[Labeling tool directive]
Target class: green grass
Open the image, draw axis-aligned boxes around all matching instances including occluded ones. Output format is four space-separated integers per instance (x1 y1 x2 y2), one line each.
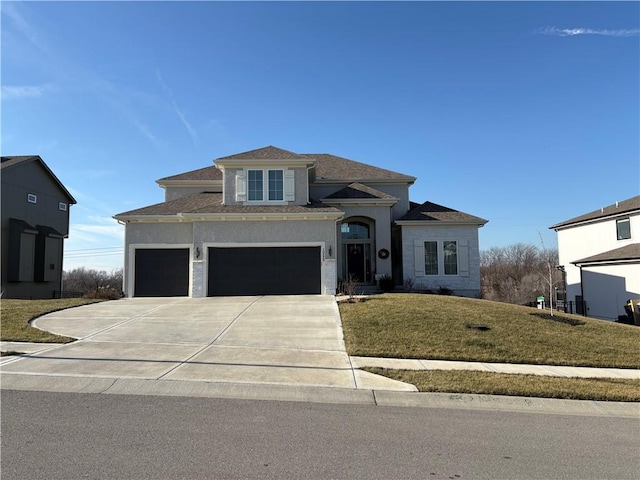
1 298 104 343
339 294 640 368
365 368 640 402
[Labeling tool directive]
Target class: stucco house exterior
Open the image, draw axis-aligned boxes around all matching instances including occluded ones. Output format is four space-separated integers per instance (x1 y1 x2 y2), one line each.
550 195 640 321
1 156 76 299
114 146 487 298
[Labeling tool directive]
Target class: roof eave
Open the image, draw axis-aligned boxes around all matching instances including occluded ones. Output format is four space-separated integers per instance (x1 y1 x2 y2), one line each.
322 198 399 207
396 220 488 227
156 179 223 188
215 158 315 169
550 209 640 230
312 177 415 185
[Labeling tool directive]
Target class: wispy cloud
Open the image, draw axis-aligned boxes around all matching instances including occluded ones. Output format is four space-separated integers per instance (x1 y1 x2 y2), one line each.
156 70 199 145
538 26 640 37
1 84 51 99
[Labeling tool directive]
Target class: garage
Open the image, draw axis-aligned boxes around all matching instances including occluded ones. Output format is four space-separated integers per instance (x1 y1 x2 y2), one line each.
134 248 190 297
208 246 321 296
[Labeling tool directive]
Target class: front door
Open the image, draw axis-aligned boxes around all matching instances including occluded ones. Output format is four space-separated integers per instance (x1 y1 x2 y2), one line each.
344 243 371 283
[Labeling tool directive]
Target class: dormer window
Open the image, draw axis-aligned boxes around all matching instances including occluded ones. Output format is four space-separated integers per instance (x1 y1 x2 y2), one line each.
246 169 284 202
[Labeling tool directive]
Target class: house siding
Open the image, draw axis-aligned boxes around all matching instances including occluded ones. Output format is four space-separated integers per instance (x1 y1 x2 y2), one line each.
164 185 221 202
1 160 72 299
556 212 639 320
224 166 308 206
401 224 481 297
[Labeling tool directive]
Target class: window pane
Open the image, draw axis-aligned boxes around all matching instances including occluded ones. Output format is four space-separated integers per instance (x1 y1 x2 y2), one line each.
341 221 369 240
444 241 458 275
248 170 263 201
616 218 631 240
268 170 283 201
424 241 438 275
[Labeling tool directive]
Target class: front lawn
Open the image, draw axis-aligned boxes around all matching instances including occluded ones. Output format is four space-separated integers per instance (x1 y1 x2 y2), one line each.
339 294 640 368
0 298 104 343
365 368 640 402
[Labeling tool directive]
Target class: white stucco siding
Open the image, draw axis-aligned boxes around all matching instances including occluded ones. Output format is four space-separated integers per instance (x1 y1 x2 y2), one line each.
581 264 640 320
401 224 481 297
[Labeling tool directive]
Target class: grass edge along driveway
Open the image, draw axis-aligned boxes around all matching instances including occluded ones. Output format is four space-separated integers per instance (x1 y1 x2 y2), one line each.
1 298 104 343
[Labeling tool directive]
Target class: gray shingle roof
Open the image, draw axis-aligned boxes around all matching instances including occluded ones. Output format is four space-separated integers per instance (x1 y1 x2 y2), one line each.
217 145 308 161
115 193 342 217
158 165 222 182
550 195 640 229
397 201 488 224
309 153 415 182
572 243 640 265
323 182 395 200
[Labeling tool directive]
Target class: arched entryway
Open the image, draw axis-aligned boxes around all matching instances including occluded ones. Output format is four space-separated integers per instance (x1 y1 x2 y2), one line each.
340 217 374 283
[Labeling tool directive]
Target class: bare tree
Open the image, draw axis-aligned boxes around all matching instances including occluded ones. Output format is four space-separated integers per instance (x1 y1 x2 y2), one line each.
63 267 123 297
480 243 560 306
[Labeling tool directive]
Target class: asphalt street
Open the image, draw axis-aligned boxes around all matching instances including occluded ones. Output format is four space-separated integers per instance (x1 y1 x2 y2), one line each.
2 390 638 480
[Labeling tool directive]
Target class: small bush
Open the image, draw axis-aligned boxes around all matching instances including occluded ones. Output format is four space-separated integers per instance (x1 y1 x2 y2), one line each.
83 286 123 300
379 275 394 292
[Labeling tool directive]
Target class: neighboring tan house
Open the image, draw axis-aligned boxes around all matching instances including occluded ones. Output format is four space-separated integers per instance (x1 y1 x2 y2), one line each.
114 146 487 298
550 195 640 321
1 156 76 299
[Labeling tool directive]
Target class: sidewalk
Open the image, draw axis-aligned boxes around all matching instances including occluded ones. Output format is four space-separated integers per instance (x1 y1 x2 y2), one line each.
3 342 639 379
350 356 640 380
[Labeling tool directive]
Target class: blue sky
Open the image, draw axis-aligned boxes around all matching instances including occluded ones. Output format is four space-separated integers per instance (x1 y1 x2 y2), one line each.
2 1 639 271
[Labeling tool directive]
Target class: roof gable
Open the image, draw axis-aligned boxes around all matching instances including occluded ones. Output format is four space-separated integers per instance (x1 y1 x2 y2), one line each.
217 145 307 161
550 195 640 230
397 200 488 225
323 182 395 200
1 155 77 204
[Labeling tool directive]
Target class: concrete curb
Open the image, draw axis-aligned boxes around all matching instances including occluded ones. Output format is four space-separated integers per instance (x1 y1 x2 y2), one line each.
2 373 638 418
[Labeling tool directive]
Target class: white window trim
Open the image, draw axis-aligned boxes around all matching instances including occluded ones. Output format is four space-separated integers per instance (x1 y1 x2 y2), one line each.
616 218 631 241
244 168 287 205
27 193 37 203
59 202 67 211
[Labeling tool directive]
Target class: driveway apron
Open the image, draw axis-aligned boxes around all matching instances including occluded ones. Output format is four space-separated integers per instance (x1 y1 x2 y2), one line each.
1 296 406 390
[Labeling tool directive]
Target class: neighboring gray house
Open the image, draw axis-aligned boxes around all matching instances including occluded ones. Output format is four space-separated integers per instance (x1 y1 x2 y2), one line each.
1 156 76 299
114 146 487 297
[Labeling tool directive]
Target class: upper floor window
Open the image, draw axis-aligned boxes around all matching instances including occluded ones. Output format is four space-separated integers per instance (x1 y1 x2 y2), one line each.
27 193 37 203
59 202 67 211
616 218 631 240
247 169 284 202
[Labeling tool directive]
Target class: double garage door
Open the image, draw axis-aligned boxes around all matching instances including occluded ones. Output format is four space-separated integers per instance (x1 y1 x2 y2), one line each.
133 246 321 297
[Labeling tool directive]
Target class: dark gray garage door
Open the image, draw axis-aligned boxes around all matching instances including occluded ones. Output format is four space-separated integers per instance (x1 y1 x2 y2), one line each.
134 248 189 297
208 246 321 296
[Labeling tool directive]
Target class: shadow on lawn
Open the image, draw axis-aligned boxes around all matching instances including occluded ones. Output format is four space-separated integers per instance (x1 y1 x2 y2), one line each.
529 312 586 327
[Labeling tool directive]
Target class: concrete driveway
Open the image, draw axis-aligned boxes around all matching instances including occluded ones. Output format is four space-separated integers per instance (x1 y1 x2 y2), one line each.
1 296 413 391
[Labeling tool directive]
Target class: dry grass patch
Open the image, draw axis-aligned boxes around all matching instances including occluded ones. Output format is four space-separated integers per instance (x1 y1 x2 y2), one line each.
340 294 640 368
1 298 104 343
365 368 640 402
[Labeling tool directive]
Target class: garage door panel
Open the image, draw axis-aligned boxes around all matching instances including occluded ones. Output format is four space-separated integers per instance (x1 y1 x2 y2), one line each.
208 247 320 296
134 248 189 297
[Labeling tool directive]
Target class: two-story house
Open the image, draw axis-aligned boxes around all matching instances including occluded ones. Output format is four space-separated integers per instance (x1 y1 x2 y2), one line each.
1 156 76 299
114 146 487 298
550 195 640 321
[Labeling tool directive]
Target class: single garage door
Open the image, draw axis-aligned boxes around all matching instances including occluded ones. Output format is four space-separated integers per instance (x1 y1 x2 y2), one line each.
134 248 189 297
208 246 321 296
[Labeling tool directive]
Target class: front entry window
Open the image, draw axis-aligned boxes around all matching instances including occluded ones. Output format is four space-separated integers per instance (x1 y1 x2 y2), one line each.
341 220 372 283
